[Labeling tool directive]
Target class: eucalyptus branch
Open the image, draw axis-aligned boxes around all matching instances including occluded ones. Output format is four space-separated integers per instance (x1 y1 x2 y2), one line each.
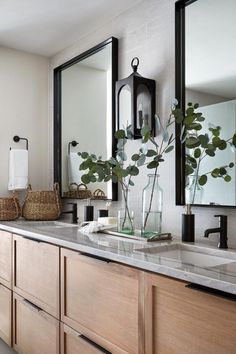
172 102 236 203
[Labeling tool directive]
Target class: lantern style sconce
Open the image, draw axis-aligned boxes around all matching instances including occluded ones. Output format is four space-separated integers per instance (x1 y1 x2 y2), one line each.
116 57 156 139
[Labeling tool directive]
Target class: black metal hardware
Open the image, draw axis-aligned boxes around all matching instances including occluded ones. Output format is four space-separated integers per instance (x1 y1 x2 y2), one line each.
186 283 236 301
22 236 42 243
131 57 139 72
116 57 156 139
23 298 43 312
79 334 111 353
53 37 118 201
80 252 110 264
61 203 78 224
13 135 29 150
204 215 228 249
68 140 79 154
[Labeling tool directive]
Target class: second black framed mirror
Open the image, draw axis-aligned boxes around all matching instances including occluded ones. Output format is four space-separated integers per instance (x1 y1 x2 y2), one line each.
175 0 236 208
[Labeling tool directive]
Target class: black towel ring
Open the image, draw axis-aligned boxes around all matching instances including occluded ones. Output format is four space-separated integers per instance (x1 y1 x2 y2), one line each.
68 140 79 154
13 135 29 150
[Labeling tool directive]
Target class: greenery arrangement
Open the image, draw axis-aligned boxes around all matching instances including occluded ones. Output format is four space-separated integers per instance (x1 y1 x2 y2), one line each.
78 106 177 233
172 102 236 203
78 100 236 234
79 124 138 232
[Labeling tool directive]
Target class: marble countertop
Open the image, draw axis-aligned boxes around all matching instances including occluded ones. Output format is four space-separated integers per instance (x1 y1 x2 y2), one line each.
1 220 236 295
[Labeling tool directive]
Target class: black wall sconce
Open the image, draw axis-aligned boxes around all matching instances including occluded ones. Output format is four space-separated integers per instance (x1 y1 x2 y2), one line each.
116 57 156 139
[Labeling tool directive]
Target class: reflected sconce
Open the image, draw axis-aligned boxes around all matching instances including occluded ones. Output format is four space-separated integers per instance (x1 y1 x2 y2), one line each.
116 57 156 139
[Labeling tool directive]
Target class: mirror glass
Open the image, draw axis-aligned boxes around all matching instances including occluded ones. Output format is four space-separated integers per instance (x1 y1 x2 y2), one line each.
54 38 118 200
176 0 236 207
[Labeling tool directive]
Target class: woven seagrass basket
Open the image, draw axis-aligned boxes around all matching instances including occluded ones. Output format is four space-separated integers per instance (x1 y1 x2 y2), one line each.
0 193 21 221
22 183 61 221
63 183 92 199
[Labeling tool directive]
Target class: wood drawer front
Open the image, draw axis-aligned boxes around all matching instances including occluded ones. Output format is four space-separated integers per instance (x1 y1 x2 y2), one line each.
61 323 113 354
61 249 139 354
144 273 236 354
13 234 59 318
0 231 12 289
13 293 60 354
0 284 12 346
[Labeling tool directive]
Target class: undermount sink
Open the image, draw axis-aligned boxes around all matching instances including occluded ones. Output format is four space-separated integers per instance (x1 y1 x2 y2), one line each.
135 243 236 268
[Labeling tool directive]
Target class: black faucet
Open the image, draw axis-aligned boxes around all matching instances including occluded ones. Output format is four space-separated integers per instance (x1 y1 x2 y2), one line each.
62 203 78 224
204 215 228 249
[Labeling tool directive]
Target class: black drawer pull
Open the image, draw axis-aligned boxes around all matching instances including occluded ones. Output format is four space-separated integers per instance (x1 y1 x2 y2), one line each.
23 298 43 312
186 283 236 301
80 252 111 263
23 236 43 243
79 334 111 353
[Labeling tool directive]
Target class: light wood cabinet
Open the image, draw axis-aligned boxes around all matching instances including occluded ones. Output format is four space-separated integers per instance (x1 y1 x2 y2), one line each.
0 230 12 289
61 249 141 354
13 234 60 318
13 293 60 354
0 284 12 346
0 227 235 354
144 273 236 354
61 323 113 354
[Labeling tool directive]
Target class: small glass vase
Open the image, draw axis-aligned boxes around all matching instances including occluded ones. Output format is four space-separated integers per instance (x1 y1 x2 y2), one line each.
142 174 163 238
185 175 204 204
117 188 134 235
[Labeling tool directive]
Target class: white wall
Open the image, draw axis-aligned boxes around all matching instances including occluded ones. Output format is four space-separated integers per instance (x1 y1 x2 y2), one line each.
186 88 230 107
50 0 236 247
0 46 50 196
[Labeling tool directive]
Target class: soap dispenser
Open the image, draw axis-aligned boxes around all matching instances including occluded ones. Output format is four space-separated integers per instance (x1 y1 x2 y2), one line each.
84 198 94 222
182 204 195 242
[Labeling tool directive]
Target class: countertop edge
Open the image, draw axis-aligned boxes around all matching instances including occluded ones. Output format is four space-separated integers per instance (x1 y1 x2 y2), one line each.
1 223 236 296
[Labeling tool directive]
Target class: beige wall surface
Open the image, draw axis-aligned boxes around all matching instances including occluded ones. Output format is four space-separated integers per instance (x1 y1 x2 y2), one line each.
49 0 236 245
0 46 50 197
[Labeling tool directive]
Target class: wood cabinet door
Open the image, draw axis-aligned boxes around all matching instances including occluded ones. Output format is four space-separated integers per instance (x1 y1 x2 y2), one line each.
0 231 12 289
61 249 141 354
0 284 12 346
13 234 59 318
144 273 236 354
61 323 113 354
13 293 60 354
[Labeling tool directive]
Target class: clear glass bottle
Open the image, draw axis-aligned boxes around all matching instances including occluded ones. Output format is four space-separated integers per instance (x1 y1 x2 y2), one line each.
142 174 163 238
117 188 134 235
185 175 204 204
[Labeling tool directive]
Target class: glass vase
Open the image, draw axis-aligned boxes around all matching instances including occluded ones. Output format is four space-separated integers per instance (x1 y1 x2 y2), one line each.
142 174 163 238
185 175 204 204
117 188 134 235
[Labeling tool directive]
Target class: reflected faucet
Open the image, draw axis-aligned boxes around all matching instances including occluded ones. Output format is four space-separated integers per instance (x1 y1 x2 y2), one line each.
62 203 78 224
204 215 228 249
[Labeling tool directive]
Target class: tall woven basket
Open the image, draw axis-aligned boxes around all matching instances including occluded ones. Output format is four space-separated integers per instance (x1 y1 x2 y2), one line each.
22 183 61 221
0 193 21 221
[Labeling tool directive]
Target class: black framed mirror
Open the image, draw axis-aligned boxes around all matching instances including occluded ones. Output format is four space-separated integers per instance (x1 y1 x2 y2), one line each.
175 0 236 207
54 37 118 200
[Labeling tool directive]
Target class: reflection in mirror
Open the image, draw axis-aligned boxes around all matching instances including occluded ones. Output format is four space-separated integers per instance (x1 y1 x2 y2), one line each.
54 37 118 200
175 0 236 207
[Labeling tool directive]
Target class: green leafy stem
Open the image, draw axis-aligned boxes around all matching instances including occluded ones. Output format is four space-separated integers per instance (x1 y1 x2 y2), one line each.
172 102 236 203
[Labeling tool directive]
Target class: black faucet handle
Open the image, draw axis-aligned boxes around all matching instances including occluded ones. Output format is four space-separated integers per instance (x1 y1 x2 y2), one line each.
214 215 227 230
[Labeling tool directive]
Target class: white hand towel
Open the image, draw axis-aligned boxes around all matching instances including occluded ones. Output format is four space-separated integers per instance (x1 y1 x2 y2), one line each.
8 149 28 190
68 152 82 185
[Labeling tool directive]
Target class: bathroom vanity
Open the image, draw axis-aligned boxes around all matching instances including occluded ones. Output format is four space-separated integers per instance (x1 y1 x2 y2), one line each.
0 221 236 354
